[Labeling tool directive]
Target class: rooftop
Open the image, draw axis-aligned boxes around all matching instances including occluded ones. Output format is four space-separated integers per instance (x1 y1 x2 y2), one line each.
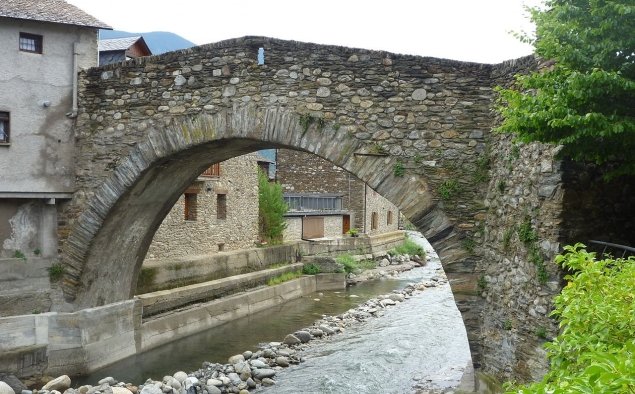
0 0 111 29
99 36 145 52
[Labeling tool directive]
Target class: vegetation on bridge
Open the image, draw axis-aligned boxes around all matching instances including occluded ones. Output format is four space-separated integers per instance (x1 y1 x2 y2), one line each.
506 244 635 393
497 0 635 178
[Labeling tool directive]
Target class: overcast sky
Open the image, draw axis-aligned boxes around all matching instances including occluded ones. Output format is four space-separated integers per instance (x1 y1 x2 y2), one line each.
67 0 543 64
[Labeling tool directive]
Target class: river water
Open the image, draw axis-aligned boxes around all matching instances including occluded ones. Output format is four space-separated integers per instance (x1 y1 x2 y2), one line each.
76 232 473 393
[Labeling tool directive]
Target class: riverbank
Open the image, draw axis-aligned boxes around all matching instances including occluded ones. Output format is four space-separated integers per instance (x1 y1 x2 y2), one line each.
1 233 472 394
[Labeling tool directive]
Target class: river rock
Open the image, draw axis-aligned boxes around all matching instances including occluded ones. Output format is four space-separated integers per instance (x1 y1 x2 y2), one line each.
139 383 162 394
245 378 256 389
111 388 133 394
233 361 250 375
0 376 25 394
163 377 180 391
309 328 323 337
250 359 268 368
379 258 390 267
293 330 312 343
0 382 15 394
242 350 253 360
228 354 244 365
282 334 301 345
227 373 241 386
261 378 275 387
275 356 290 367
277 348 295 357
172 372 188 384
97 377 117 386
205 386 220 394
388 293 405 302
380 299 396 307
43 376 71 391
205 379 222 387
262 348 276 358
319 325 335 335
253 369 276 380
184 377 198 390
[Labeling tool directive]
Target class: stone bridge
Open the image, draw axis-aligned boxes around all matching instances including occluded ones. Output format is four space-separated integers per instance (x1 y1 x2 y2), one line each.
60 36 562 378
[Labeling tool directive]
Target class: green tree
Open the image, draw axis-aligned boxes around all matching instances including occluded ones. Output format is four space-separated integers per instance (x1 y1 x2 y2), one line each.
497 0 635 178
258 170 288 244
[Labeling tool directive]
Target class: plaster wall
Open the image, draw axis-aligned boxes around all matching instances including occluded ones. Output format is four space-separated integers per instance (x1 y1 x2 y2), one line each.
0 18 98 193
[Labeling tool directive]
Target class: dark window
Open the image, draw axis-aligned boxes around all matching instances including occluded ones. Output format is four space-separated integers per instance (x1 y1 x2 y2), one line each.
201 163 221 177
0 112 9 143
283 195 342 211
217 193 227 220
184 193 197 221
19 33 43 54
387 211 393 225
371 212 378 230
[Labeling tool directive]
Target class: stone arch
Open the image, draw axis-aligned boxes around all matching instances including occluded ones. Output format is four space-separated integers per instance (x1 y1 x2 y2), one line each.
62 107 456 308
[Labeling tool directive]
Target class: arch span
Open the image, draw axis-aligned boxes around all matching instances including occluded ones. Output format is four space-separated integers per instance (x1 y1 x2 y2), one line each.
61 36 539 371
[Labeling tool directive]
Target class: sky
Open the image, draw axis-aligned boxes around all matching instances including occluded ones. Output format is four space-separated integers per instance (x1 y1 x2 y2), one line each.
67 0 544 64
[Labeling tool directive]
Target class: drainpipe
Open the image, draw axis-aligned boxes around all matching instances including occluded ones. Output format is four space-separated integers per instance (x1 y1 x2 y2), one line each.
66 42 79 118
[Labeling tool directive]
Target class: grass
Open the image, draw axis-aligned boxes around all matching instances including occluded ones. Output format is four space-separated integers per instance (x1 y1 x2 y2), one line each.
393 161 405 177
389 238 425 257
335 254 359 273
438 179 460 200
48 263 65 282
267 271 302 286
13 250 26 260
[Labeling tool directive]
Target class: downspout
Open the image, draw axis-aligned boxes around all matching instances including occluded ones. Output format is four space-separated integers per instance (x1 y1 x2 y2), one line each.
66 42 79 118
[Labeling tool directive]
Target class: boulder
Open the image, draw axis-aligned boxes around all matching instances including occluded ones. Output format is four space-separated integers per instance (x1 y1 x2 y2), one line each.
293 330 312 343
253 369 276 380
227 354 244 365
111 388 133 394
0 382 15 394
0 375 25 394
282 334 301 345
43 376 71 392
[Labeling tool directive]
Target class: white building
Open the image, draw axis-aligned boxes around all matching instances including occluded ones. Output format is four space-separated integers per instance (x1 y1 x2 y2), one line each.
0 1 110 259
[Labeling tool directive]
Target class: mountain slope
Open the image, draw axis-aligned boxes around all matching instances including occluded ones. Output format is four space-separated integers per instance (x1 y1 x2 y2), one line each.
99 30 196 55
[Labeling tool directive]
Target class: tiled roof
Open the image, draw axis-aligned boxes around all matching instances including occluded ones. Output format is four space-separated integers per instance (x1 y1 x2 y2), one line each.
98 36 142 52
0 0 111 29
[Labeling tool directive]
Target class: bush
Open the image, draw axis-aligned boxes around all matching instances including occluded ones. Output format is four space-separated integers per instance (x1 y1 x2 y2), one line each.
335 254 359 274
48 263 65 282
389 238 425 257
258 170 288 244
505 244 635 393
302 263 321 275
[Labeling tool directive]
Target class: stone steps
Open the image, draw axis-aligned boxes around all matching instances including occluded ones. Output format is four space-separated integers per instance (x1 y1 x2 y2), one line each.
136 262 304 317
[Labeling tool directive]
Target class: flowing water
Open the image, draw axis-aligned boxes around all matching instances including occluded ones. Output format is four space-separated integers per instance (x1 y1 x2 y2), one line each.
76 233 473 393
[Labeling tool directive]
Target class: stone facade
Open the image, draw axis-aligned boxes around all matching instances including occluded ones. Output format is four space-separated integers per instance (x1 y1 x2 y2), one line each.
364 185 399 236
277 149 365 229
145 153 259 260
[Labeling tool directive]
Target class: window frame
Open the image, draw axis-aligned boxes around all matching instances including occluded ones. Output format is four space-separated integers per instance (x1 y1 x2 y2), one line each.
0 112 9 144
19 32 43 54
200 163 221 178
371 212 378 230
184 193 197 221
387 211 393 225
216 193 227 220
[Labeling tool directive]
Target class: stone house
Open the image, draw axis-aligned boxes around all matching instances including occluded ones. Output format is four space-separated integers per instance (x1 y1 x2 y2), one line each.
98 36 151 66
277 149 400 240
0 0 110 260
145 153 261 261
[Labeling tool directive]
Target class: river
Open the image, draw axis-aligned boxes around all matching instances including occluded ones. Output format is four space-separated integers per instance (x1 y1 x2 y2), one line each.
76 232 473 393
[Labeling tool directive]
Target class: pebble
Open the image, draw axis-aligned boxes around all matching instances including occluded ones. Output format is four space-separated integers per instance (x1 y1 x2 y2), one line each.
0 382 15 394
43 376 71 392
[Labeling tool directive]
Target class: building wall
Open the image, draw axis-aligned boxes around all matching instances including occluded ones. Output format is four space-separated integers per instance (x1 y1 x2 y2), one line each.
283 216 302 241
276 149 365 229
283 215 344 241
364 185 400 236
145 154 259 260
0 18 98 193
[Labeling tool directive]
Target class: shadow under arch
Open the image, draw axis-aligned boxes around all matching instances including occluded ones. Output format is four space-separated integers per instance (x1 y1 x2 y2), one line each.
62 106 461 309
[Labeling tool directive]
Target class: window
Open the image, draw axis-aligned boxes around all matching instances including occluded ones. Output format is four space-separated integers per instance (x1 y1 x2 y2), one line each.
217 193 227 220
0 112 9 143
200 163 221 177
387 211 393 225
371 212 378 230
283 194 342 211
184 193 197 221
19 33 43 54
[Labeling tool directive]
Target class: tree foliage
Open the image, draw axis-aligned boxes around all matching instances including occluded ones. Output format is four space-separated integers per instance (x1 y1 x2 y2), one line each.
258 170 287 244
506 244 635 393
497 0 635 178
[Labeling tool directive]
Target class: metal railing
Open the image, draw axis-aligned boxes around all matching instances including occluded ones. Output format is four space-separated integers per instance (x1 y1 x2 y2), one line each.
588 240 635 259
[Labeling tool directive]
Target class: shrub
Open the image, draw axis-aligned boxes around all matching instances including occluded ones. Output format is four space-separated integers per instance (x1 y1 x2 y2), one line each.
438 179 460 200
335 254 359 274
258 170 288 244
48 263 65 282
13 250 26 260
505 244 635 393
302 263 321 275
393 161 405 177
389 238 425 257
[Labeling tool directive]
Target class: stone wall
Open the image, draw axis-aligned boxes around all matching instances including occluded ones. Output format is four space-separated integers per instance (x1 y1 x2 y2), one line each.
146 154 259 260
276 149 365 229
283 216 302 241
364 185 400 235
